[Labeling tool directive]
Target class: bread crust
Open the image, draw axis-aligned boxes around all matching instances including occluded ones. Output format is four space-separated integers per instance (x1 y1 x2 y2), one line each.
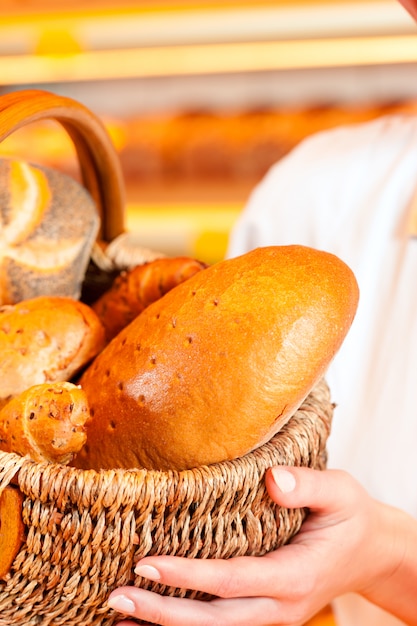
0 486 25 580
75 245 359 471
0 158 99 305
0 381 90 464
0 296 105 408
93 256 207 342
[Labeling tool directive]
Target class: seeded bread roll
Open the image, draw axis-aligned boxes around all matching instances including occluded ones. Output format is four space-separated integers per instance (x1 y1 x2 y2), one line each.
0 158 99 305
0 296 105 409
75 245 359 472
0 382 90 465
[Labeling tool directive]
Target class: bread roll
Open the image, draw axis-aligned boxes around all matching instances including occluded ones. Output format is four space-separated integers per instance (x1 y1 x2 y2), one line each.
0 296 105 409
0 158 99 305
0 486 25 580
92 256 208 342
75 245 359 471
0 382 90 465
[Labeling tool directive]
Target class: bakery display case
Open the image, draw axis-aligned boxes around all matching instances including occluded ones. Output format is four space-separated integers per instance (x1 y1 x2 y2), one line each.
1 0 417 265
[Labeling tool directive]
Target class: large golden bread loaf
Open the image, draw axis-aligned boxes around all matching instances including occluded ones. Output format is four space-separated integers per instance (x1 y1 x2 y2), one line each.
0 158 99 305
75 245 359 472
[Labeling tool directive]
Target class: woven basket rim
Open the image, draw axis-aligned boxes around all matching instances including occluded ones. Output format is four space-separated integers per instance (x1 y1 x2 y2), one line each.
0 378 332 499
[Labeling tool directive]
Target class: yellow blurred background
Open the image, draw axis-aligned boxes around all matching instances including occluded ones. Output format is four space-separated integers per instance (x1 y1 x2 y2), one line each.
1 0 416 268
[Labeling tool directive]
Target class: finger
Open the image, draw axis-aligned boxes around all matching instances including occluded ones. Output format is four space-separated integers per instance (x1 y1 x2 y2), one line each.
130 548 310 601
108 586 304 626
265 467 367 517
113 469 362 608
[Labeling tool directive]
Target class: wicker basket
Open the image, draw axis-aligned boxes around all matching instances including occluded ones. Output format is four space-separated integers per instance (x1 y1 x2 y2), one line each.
0 90 334 626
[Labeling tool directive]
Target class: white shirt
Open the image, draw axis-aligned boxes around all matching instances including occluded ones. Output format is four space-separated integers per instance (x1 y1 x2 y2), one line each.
227 114 417 626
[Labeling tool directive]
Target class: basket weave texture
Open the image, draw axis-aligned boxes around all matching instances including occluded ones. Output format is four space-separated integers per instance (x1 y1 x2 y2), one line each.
0 379 333 626
0 91 334 626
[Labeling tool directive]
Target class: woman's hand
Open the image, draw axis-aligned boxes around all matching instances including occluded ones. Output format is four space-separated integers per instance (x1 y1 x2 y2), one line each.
107 466 417 626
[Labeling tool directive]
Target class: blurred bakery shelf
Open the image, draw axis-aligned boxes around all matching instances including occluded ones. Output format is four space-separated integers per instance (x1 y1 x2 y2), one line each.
2 0 417 264
1 1 417 119
1 1 415 49
3 95 417 264
2 34 417 86
0 1 416 85
126 199 242 264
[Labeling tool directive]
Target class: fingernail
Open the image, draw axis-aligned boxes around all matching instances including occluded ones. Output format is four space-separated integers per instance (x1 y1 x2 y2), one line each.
134 564 161 581
107 594 136 614
271 468 296 493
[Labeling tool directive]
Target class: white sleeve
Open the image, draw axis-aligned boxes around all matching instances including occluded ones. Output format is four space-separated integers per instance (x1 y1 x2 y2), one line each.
226 115 417 262
226 127 350 258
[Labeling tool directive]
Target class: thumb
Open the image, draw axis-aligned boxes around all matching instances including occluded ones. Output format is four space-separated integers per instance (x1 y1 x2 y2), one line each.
265 466 364 515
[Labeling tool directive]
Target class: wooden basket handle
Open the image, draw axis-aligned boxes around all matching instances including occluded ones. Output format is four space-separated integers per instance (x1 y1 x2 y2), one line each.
0 89 126 243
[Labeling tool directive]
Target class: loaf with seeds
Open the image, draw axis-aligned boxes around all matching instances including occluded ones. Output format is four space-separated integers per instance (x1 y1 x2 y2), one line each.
0 158 99 305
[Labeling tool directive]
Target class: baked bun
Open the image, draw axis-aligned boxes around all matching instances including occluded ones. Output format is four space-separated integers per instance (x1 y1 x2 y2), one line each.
75 245 359 471
0 486 25 580
0 296 105 409
0 382 90 465
0 158 99 305
92 256 208 342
